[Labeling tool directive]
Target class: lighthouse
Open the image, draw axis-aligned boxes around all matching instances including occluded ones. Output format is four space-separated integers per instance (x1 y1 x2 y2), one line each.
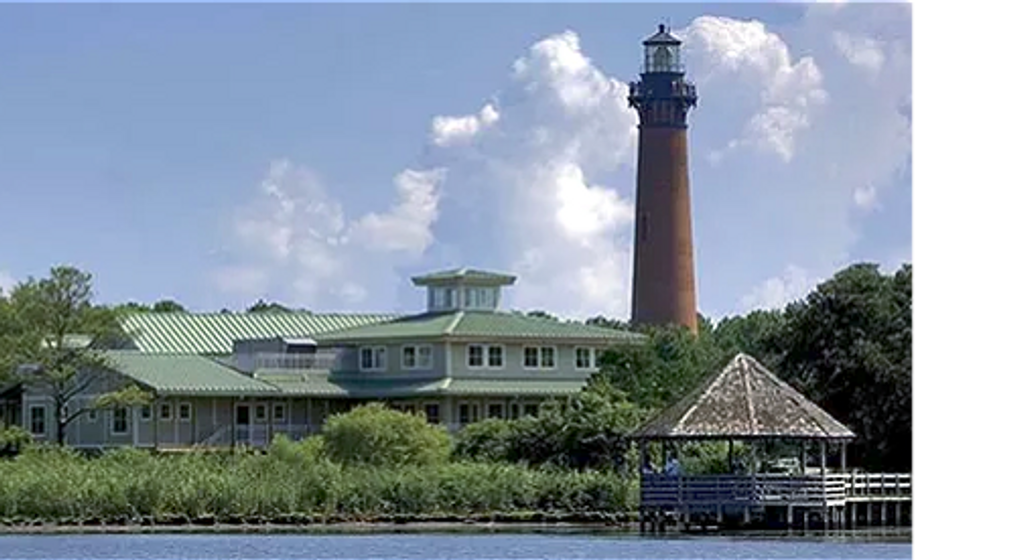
628 24 700 333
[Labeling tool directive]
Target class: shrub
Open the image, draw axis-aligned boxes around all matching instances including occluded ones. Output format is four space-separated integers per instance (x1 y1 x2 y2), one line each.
322 403 452 467
0 425 33 457
452 418 516 463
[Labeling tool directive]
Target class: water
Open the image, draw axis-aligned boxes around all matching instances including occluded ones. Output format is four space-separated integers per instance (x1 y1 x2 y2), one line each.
0 533 911 559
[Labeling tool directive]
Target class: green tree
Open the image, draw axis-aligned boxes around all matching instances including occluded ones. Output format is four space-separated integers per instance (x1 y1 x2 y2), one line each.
584 316 633 332
0 267 152 445
770 263 912 471
152 299 186 313
456 382 647 472
246 299 303 314
710 309 786 370
322 403 452 467
594 324 723 410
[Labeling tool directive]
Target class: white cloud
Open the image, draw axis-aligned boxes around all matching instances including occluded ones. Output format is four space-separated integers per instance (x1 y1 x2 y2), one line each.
682 16 828 162
0 270 15 296
214 7 910 322
833 31 886 74
741 265 820 311
853 183 879 209
431 104 500 146
426 30 638 319
215 160 443 309
350 168 445 254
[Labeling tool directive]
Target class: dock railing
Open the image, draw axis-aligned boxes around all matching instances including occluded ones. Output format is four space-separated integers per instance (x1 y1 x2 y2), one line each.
641 472 911 509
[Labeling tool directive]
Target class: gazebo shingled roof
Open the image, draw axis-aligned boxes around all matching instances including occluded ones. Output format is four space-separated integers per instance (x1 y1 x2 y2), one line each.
631 353 855 441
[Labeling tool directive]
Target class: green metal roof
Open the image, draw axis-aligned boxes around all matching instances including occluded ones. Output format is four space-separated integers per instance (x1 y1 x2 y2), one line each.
118 312 396 355
316 311 645 343
334 377 583 398
105 351 278 397
444 379 585 396
411 268 517 286
254 370 346 397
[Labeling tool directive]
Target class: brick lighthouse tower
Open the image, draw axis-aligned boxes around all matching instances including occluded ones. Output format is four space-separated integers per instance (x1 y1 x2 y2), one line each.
628 24 700 332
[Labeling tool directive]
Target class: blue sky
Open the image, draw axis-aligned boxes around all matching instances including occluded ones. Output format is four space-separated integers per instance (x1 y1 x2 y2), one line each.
0 2 911 321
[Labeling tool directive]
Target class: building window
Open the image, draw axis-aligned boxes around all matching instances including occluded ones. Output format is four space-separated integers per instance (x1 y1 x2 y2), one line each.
255 404 267 422
459 404 471 425
524 404 539 417
360 346 387 371
402 345 433 370
159 403 173 421
488 403 504 419
510 403 520 420
640 213 650 242
111 407 129 435
273 403 286 423
524 346 556 369
139 405 152 422
488 345 504 368
424 403 441 424
523 347 539 368
177 402 192 422
575 347 598 370
467 345 485 368
87 409 98 422
29 405 46 435
541 347 556 368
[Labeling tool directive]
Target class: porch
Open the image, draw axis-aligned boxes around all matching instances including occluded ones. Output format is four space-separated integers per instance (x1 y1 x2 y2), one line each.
640 471 912 529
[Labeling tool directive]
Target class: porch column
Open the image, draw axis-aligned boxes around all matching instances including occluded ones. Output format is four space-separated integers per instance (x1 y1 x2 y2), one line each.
840 442 847 472
728 440 734 471
230 398 237 448
800 441 807 475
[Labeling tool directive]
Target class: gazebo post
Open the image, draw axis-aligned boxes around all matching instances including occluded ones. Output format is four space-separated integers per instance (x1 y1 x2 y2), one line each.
800 440 807 475
819 440 828 529
728 440 734 471
840 441 847 472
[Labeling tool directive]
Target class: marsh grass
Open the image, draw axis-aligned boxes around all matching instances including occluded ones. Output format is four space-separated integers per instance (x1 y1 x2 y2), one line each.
0 444 637 522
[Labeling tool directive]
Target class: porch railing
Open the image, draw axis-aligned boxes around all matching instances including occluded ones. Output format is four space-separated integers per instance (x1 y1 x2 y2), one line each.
641 472 911 508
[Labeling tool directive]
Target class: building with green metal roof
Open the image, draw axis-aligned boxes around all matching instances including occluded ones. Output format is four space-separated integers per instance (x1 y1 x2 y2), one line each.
11 267 645 449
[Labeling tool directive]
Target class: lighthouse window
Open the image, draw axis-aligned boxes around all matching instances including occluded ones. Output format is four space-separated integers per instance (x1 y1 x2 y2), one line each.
640 213 650 242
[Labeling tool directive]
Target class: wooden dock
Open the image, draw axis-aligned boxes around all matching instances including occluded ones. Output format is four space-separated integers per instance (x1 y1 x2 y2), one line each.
639 472 912 532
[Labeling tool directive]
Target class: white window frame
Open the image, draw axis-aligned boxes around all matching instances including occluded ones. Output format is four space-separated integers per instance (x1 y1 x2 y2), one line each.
467 344 486 369
524 346 557 369
139 405 152 422
540 346 556 369
487 344 505 369
255 404 267 422
159 402 174 421
111 407 129 435
360 346 387 371
401 344 434 370
523 346 540 369
272 403 287 423
178 402 192 422
574 347 598 370
29 404 46 436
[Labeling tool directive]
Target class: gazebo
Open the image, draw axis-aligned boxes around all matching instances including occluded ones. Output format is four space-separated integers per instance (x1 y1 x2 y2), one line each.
630 353 910 532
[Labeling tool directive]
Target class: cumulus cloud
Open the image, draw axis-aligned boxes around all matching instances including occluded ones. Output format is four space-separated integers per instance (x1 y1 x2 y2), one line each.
431 104 500 146
741 265 820 311
682 16 828 162
215 6 910 321
214 160 443 309
424 30 638 319
833 31 886 75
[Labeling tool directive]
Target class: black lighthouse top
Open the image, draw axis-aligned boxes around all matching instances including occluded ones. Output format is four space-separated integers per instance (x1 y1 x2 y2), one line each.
642 24 683 74
628 24 698 128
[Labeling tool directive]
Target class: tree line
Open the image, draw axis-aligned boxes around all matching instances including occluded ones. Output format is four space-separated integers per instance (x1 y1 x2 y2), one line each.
2 262 911 472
